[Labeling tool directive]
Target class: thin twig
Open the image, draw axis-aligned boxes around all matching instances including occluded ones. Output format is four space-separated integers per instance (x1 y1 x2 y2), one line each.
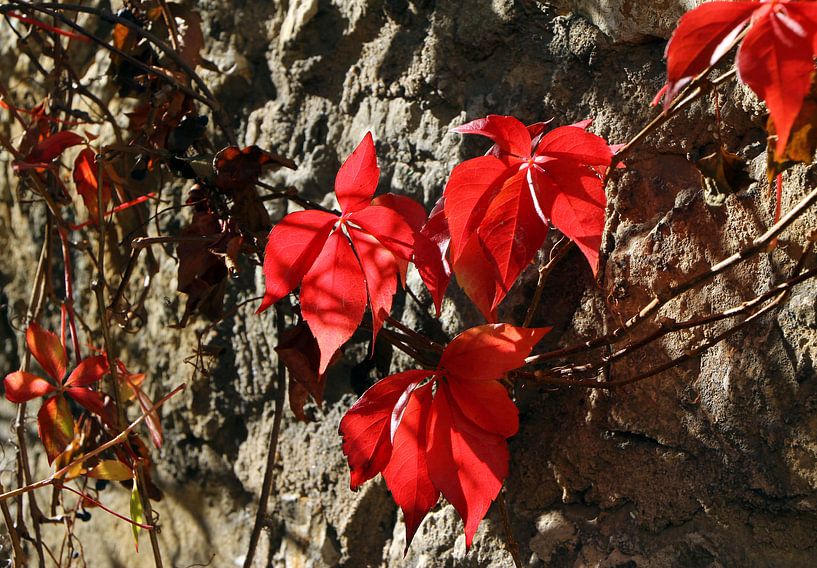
243 304 287 568
0 384 186 503
526 183 817 367
497 491 522 568
523 238 572 327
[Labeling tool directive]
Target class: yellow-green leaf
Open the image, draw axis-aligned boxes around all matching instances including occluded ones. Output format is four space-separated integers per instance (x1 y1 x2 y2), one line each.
88 460 133 481
130 480 144 551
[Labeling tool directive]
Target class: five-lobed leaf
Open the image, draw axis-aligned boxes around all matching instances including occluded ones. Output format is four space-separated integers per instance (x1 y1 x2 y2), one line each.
259 133 425 372
340 324 548 549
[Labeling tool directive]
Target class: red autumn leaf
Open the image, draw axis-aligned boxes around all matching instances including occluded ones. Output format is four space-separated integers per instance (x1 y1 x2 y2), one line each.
737 2 817 156
340 324 549 549
3 371 55 402
340 370 431 490
27 322 67 382
439 323 548 381
426 383 508 548
14 130 84 170
259 133 424 371
476 170 548 307
445 115 612 319
663 0 817 156
413 197 452 317
381 382 439 548
348 228 399 344
371 193 428 284
258 210 337 311
72 149 112 223
65 387 107 418
444 155 509 265
335 132 380 213
452 235 501 323
64 355 107 388
38 395 74 464
300 231 368 374
664 2 757 103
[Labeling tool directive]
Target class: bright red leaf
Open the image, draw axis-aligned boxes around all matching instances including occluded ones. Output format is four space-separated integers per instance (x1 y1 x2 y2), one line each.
443 115 612 319
72 149 112 223
413 197 452 317
14 130 84 170
259 133 425 372
663 0 817 156
3 324 110 463
340 324 549 549
300 231 368 373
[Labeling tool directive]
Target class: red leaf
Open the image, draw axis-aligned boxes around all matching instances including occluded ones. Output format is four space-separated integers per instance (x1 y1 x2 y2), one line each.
258 210 337 313
371 193 428 233
427 384 508 548
665 2 756 102
64 355 108 388
445 379 518 438
440 323 549 382
3 371 55 403
339 370 431 489
413 197 452 317
16 131 84 169
476 170 548 308
737 3 817 156
370 193 428 284
537 125 613 166
27 322 67 382
453 115 532 158
300 231 368 374
534 162 607 274
38 395 74 464
335 132 379 213
72 149 112 223
66 387 106 417
443 156 511 264
348 228 399 344
382 382 439 549
452 236 500 323
348 205 415 262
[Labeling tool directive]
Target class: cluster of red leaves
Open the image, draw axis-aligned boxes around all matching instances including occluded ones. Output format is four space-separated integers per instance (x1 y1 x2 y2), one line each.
259 133 424 372
662 0 817 157
340 324 548 547
415 115 614 320
3 323 109 463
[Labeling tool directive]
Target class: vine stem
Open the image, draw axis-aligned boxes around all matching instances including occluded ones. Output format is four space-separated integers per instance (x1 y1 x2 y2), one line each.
0 384 186 503
523 238 572 328
243 304 287 568
526 182 817 367
497 491 522 568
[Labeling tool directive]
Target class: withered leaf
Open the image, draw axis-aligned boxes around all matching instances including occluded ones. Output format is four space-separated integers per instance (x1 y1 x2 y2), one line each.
276 323 338 422
213 145 296 194
695 145 751 207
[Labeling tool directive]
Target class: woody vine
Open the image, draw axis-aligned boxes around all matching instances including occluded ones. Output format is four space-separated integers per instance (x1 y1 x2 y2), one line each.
0 1 815 567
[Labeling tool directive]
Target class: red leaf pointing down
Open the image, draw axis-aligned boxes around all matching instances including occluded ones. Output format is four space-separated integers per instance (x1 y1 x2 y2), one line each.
340 324 549 550
413 197 452 317
300 230 368 374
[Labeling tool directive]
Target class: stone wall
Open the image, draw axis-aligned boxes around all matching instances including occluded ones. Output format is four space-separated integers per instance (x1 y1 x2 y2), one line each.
1 1 817 566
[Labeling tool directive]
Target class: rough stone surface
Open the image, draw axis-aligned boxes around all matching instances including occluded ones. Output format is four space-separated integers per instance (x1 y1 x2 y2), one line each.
1 0 817 567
